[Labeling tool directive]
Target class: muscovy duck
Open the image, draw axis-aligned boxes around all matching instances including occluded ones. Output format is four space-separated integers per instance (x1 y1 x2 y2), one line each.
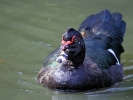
37 10 126 91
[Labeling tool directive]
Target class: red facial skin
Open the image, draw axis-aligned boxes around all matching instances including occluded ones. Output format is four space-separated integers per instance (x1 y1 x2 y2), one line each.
61 36 75 51
61 35 81 51
61 36 76 45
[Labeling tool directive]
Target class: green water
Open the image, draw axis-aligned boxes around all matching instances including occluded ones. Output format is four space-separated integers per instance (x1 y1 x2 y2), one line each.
0 0 133 100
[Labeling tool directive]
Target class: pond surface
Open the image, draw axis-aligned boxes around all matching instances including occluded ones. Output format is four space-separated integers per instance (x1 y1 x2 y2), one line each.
0 0 133 100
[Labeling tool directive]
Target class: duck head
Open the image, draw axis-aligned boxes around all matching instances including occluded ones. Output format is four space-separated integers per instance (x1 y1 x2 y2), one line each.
57 28 85 66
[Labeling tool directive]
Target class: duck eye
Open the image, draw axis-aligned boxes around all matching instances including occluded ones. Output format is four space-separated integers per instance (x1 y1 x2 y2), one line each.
74 38 78 42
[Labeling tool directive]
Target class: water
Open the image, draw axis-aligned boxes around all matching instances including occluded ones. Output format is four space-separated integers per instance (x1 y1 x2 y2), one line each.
0 0 133 100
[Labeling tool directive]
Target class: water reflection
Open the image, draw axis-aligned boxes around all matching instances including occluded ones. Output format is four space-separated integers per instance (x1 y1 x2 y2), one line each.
52 85 133 100
52 94 89 100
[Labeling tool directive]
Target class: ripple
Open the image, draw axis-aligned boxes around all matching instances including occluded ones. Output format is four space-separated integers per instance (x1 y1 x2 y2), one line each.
128 60 133 62
85 87 133 95
14 71 23 75
123 74 133 80
20 89 33 93
32 41 52 47
126 79 133 82
121 59 126 62
25 89 33 93
17 79 33 85
123 66 133 70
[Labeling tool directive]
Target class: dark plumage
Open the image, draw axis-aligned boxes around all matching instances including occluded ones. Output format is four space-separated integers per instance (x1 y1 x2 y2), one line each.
37 10 126 91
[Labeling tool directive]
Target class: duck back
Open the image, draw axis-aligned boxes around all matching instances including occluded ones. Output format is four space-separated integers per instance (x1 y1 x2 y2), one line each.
79 10 126 65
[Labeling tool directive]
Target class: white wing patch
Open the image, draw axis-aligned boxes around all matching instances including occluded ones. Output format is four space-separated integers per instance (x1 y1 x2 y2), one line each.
108 49 120 65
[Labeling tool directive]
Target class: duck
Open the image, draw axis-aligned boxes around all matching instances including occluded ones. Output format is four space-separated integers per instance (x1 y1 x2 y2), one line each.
37 10 126 91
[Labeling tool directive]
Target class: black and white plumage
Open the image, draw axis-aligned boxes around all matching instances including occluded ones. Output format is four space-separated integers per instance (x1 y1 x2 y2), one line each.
37 10 126 91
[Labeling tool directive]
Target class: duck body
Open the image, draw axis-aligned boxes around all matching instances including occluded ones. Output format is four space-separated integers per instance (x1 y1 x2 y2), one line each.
37 10 126 91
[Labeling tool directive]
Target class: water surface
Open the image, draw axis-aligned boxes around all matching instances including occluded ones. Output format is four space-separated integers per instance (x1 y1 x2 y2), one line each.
0 0 133 100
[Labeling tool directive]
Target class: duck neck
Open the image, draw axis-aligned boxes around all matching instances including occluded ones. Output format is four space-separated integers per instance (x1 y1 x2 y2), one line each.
68 44 86 66
70 51 85 66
